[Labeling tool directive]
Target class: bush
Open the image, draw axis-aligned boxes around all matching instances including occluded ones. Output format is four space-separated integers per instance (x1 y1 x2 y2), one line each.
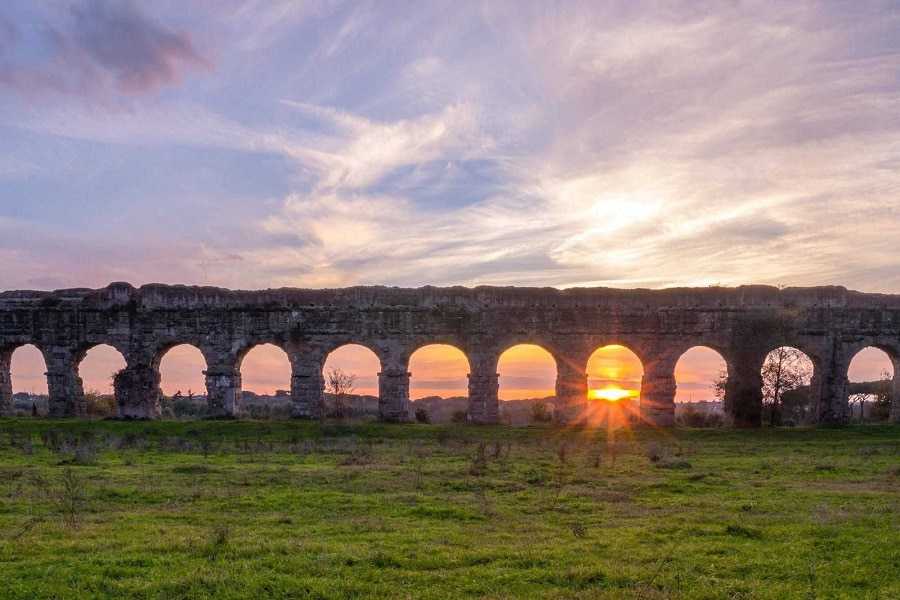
414 408 430 423
451 410 468 424
531 402 552 423
677 406 725 428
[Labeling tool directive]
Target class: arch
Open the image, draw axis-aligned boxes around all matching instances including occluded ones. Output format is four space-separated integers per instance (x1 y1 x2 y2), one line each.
322 344 381 417
848 346 895 381
158 344 208 398
77 344 127 418
408 344 470 399
77 344 127 395
585 344 644 402
847 346 895 422
673 346 728 426
7 344 49 415
497 344 557 400
238 343 292 419
674 346 728 403
238 343 291 394
760 346 815 426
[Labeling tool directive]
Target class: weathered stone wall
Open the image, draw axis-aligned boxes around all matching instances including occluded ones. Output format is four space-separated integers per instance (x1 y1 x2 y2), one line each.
1 282 898 426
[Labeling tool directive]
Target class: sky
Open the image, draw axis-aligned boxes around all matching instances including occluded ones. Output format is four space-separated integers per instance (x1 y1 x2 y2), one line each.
2 1 899 399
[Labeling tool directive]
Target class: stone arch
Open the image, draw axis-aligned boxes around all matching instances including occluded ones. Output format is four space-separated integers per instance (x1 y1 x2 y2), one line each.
579 344 645 427
585 344 644 402
1 343 49 416
847 346 896 422
674 346 728 403
237 343 291 393
322 343 382 396
673 346 729 426
408 343 470 397
497 343 557 398
496 343 557 425
760 345 816 426
236 343 292 419
77 343 127 418
77 344 128 393
156 343 210 402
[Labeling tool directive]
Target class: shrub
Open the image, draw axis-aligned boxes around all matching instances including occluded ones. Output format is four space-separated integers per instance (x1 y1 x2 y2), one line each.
57 468 86 529
451 410 468 424
531 402 552 423
414 408 430 423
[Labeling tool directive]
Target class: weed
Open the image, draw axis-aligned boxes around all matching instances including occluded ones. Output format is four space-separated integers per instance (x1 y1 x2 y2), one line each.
570 521 587 538
470 442 488 476
725 524 762 539
205 525 231 560
57 467 86 529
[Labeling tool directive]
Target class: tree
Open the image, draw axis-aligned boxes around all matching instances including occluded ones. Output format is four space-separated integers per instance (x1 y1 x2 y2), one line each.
713 369 728 402
325 367 356 419
849 391 869 423
760 347 812 426
871 369 893 422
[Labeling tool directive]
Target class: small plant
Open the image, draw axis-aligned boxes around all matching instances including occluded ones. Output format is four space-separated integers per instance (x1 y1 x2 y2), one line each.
205 524 231 560
557 443 568 465
414 408 430 423
57 468 86 529
646 442 665 463
491 441 502 460
725 524 762 539
570 521 587 538
451 410 468 424
469 442 488 476
531 402 552 423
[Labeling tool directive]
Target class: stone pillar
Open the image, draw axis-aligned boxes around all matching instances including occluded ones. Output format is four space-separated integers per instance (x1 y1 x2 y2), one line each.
113 364 161 419
206 366 242 418
891 356 900 424
555 359 588 423
378 365 411 422
0 349 13 416
640 360 676 427
725 350 765 428
467 363 499 424
814 344 850 426
290 357 324 419
45 347 85 418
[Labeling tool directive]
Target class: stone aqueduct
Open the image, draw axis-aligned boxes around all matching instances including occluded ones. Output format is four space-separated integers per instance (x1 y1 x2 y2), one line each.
0 283 898 426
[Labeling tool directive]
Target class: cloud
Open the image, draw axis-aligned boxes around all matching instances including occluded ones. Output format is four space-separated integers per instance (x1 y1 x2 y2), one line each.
2 1 900 295
0 1 209 100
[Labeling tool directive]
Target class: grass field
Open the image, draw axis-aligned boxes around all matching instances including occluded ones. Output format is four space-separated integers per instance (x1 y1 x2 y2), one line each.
0 419 897 599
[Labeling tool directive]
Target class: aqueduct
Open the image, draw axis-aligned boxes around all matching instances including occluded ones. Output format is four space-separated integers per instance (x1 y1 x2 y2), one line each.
1 283 898 426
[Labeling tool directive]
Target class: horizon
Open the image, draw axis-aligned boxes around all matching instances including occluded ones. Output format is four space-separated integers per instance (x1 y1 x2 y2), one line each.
3 1 898 404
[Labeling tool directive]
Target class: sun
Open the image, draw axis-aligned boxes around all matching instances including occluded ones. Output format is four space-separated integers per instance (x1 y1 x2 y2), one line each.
588 386 638 402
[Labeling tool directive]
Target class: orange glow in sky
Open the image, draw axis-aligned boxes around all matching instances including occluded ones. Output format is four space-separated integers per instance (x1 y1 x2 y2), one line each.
6 341 896 403
586 345 643 400
673 346 727 402
588 386 638 402
498 344 557 400
321 344 380 396
409 344 470 399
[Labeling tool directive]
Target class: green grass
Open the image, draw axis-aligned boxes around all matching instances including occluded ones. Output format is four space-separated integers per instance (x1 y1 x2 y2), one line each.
0 419 898 599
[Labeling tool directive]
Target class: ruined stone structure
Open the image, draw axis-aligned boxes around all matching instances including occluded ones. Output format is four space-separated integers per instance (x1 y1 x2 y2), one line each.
1 283 898 426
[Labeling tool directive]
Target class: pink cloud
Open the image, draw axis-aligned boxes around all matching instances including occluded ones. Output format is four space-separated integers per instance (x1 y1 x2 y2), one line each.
0 0 210 100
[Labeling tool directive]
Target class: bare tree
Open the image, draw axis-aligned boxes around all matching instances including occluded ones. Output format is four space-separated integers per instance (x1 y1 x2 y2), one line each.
871 369 893 422
761 347 812 426
325 367 356 419
849 391 869 423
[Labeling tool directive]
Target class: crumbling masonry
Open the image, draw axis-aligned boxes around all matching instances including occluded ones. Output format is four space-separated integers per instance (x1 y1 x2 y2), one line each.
1 283 898 426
